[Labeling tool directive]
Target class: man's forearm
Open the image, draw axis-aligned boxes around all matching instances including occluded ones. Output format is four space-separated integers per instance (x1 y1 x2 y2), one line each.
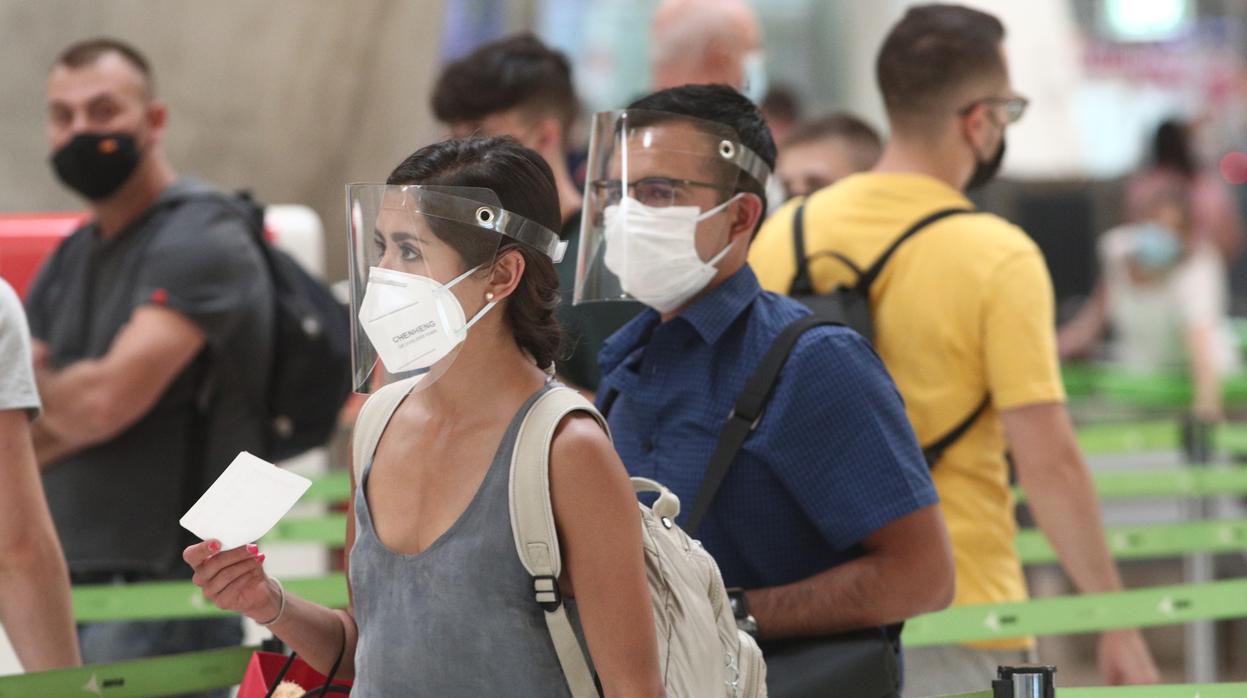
746 557 881 640
1020 443 1123 595
31 419 84 468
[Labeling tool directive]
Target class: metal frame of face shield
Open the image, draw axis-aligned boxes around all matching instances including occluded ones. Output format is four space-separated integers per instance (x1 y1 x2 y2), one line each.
573 110 774 307
595 109 774 196
346 183 567 264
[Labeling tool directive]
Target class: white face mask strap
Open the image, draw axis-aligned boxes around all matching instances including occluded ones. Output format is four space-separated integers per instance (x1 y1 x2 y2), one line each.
445 263 484 289
463 298 498 332
696 192 744 222
699 193 744 267
707 236 737 267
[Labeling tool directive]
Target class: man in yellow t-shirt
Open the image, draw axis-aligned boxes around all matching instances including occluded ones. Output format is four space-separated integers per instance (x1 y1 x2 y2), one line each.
751 5 1159 694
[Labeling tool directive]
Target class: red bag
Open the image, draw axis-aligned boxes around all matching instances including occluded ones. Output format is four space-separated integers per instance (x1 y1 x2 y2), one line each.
237 650 352 697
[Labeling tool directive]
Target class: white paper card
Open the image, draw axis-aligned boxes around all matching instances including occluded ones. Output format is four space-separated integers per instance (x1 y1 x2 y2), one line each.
179 451 312 551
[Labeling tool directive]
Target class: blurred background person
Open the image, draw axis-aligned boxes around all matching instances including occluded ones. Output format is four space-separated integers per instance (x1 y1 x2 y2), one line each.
0 276 80 672
776 112 883 200
29 39 272 687
432 34 641 394
1059 186 1239 422
1125 119 1244 264
760 83 803 145
650 0 765 101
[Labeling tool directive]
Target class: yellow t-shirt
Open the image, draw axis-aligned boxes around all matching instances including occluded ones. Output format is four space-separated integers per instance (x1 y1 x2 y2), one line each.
751 173 1066 650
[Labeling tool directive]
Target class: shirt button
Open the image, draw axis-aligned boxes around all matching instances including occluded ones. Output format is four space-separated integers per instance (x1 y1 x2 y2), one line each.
641 438 654 454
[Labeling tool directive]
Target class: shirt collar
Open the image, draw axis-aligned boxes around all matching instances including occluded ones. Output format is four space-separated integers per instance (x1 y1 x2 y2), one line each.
677 265 761 346
597 265 762 373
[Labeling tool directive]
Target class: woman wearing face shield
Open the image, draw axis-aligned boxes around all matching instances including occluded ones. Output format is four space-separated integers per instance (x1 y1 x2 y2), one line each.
183 137 664 697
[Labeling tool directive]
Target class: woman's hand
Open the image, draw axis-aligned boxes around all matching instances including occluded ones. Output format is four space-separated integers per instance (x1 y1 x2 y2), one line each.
183 540 280 623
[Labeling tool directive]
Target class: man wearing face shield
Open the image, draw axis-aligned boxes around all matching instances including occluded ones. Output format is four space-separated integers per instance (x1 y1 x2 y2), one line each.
750 5 1159 692
25 38 272 682
576 84 955 694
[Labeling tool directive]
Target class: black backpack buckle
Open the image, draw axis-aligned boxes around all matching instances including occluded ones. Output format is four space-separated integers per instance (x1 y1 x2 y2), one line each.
532 575 562 612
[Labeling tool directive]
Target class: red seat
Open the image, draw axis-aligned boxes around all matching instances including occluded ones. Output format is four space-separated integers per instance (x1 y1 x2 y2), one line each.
0 212 87 299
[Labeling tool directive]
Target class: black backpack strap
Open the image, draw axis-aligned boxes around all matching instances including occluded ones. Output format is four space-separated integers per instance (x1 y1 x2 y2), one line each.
789 200 866 295
685 314 837 535
855 207 973 292
922 394 990 468
788 201 814 296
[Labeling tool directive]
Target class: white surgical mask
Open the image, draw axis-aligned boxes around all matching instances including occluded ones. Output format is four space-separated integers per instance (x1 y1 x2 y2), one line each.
603 195 739 313
357 264 496 373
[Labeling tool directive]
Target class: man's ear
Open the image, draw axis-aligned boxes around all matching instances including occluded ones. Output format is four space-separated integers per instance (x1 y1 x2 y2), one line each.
728 192 764 243
530 116 563 154
147 100 168 144
960 103 996 159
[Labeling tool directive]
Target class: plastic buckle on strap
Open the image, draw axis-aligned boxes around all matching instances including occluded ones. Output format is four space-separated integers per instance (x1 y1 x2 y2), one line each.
727 407 765 432
532 575 562 612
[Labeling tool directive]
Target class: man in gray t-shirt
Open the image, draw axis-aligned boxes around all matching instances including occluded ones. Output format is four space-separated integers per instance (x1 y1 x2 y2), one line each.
27 38 273 688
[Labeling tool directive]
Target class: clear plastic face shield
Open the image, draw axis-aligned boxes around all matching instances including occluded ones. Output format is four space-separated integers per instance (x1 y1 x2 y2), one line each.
573 109 773 312
347 184 565 393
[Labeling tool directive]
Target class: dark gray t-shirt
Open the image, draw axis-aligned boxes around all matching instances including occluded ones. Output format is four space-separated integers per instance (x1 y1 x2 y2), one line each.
26 178 274 576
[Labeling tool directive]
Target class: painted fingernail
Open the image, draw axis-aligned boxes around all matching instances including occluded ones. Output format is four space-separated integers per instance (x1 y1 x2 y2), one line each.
256 553 266 564
208 541 221 553
246 544 258 554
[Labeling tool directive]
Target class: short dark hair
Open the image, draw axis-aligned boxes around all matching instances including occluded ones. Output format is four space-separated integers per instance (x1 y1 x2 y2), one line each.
626 84 777 215
54 38 154 94
761 84 802 125
783 112 883 170
432 34 578 142
387 137 563 369
1152 118 1196 177
876 4 1005 125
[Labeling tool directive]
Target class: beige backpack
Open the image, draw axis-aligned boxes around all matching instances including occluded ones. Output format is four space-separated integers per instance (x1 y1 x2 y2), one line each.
352 381 766 697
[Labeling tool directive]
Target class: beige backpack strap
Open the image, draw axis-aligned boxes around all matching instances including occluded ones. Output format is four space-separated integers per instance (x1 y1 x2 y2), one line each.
509 386 608 698
350 377 421 485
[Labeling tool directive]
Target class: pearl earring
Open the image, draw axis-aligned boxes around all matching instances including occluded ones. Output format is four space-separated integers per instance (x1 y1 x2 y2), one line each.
485 292 495 302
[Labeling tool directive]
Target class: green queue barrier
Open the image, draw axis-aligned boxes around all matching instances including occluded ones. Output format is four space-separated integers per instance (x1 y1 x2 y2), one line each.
73 574 348 623
1015 518 1247 565
260 514 1247 565
300 463 1247 509
902 577 1247 648
1074 420 1247 456
70 573 1247 649
1011 466 1247 501
938 686 1247 698
0 645 257 697
1063 363 1247 409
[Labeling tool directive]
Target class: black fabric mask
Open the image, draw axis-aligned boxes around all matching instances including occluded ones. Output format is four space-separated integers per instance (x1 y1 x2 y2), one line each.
965 136 1006 191
50 132 141 200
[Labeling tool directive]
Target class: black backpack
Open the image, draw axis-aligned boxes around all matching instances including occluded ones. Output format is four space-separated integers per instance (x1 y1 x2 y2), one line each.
229 192 353 461
787 200 988 468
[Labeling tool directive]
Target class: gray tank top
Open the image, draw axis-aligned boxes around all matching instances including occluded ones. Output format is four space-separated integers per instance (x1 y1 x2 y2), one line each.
349 385 591 696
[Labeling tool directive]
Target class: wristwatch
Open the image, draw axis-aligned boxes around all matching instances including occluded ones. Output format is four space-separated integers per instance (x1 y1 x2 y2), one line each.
726 587 759 639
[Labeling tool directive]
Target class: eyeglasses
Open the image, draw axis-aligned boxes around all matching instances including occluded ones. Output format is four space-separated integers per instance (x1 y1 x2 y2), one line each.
590 176 732 208
959 95 1029 124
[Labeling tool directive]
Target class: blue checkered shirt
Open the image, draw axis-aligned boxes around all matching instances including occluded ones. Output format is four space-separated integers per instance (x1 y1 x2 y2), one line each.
597 265 937 589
